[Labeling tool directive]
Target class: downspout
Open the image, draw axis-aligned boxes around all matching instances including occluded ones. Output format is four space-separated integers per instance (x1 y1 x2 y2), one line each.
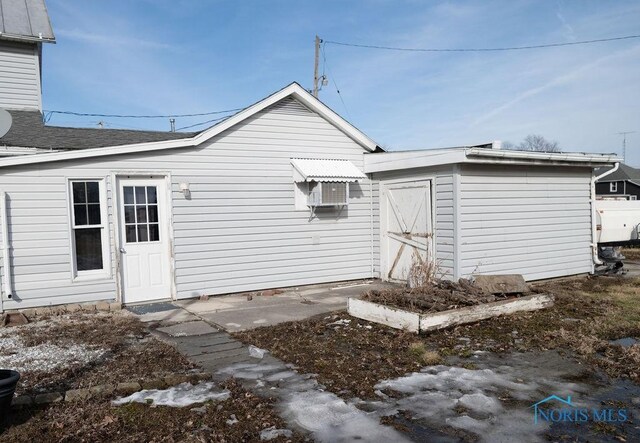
591 162 620 267
369 176 375 279
1 192 12 308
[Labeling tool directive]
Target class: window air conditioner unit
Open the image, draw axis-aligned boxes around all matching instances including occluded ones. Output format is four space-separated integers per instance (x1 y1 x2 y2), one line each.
308 181 348 207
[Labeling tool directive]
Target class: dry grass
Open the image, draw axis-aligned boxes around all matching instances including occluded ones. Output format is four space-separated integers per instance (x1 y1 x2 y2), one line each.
622 248 640 261
236 275 640 399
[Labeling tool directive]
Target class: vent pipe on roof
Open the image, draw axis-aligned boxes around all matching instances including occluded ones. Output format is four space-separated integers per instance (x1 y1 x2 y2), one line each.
170 118 176 132
492 140 502 150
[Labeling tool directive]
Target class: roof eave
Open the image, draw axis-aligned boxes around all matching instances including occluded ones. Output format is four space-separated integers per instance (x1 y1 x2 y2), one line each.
0 33 55 44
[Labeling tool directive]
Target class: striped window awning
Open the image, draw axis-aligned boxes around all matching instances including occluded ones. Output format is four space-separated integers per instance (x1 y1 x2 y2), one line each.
291 158 367 182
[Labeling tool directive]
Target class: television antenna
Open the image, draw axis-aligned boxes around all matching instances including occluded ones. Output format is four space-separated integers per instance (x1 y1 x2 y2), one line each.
617 131 636 162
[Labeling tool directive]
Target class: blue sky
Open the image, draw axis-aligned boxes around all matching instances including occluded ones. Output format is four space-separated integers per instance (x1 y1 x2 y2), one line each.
42 1 640 165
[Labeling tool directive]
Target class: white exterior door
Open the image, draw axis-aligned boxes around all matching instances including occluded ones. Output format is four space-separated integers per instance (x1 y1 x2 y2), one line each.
118 178 172 304
382 181 433 282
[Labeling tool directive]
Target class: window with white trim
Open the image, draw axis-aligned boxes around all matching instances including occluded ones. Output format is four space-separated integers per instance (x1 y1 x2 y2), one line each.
70 180 109 277
610 182 618 192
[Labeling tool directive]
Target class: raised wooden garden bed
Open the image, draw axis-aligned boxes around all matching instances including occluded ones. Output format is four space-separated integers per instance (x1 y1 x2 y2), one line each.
347 293 555 333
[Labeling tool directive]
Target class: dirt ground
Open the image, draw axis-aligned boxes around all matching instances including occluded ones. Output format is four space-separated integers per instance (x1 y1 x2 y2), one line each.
1 379 305 442
0 313 196 396
236 275 640 400
0 313 304 442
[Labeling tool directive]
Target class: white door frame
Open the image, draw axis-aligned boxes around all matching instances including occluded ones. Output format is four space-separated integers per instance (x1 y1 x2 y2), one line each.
112 172 176 304
380 178 435 282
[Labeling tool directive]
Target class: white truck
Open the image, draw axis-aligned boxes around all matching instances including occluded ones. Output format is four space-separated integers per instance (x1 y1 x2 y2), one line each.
595 199 640 271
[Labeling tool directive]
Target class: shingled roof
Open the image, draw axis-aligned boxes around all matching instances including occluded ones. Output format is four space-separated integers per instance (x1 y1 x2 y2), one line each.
596 163 640 184
0 110 199 150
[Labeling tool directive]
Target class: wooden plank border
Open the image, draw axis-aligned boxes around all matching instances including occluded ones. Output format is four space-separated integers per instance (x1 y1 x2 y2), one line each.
347 294 554 333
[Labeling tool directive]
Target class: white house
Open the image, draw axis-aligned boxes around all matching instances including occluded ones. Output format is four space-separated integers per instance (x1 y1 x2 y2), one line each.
0 0 619 312
0 83 383 310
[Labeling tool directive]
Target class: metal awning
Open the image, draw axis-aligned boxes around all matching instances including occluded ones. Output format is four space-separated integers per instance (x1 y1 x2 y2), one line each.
291 158 367 182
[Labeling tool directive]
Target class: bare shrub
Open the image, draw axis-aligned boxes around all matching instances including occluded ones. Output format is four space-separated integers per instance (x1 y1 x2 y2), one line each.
407 249 436 288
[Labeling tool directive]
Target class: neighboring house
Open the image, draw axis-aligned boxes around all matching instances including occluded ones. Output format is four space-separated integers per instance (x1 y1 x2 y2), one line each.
0 0 620 311
595 163 640 200
0 0 55 113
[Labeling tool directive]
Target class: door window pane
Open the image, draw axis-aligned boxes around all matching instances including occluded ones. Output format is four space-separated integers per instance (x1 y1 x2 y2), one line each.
124 206 135 224
135 187 146 204
124 186 134 204
148 205 158 223
125 225 137 243
149 223 159 241
147 187 157 204
137 225 149 242
136 205 147 223
75 228 103 271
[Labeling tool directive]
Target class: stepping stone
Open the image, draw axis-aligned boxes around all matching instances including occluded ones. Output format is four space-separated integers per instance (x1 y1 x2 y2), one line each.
157 320 219 337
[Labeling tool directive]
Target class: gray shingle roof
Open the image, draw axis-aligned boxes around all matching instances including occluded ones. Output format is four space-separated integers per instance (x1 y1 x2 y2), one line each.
595 163 640 182
0 0 55 43
0 110 199 150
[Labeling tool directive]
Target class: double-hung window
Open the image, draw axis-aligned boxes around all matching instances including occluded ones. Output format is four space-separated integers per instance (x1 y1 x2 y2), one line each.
70 180 109 279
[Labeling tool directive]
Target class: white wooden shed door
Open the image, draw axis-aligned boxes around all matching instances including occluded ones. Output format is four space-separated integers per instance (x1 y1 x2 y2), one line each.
383 181 433 282
118 178 171 304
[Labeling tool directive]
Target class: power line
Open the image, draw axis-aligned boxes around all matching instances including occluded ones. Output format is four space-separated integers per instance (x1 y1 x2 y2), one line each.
43 108 244 119
321 42 351 121
324 34 640 53
175 115 232 131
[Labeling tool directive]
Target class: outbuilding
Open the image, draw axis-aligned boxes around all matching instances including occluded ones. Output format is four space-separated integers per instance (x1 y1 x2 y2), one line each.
364 146 617 282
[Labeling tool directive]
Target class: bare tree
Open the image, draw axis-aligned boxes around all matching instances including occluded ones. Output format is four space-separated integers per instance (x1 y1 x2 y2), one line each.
503 135 560 152
519 134 560 152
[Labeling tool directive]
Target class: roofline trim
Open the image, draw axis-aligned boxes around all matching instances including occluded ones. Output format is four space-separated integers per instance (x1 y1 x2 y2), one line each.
364 147 621 173
0 82 377 169
0 33 55 44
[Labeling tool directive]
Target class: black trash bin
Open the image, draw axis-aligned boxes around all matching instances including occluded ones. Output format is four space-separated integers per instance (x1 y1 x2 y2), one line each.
0 369 20 413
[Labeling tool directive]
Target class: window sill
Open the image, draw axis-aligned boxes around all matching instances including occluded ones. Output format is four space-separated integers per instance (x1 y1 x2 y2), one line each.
73 271 112 283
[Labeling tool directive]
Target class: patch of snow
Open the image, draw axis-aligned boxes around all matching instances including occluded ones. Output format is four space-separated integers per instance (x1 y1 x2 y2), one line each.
0 336 105 373
226 414 239 425
249 345 268 359
260 426 293 441
113 382 230 407
281 389 409 443
364 356 599 443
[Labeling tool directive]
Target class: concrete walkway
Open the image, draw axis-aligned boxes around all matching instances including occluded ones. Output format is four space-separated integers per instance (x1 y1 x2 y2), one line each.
133 280 394 370
174 280 395 332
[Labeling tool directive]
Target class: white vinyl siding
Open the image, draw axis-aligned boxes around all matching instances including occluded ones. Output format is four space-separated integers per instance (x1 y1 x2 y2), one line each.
0 41 41 110
457 164 593 281
0 98 378 310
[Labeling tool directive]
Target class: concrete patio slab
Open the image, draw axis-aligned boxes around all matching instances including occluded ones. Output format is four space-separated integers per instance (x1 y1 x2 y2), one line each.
174 280 398 332
134 307 199 325
157 320 219 337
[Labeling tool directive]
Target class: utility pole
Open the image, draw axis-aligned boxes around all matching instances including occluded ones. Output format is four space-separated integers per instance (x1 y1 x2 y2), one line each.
313 35 321 97
617 131 636 162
